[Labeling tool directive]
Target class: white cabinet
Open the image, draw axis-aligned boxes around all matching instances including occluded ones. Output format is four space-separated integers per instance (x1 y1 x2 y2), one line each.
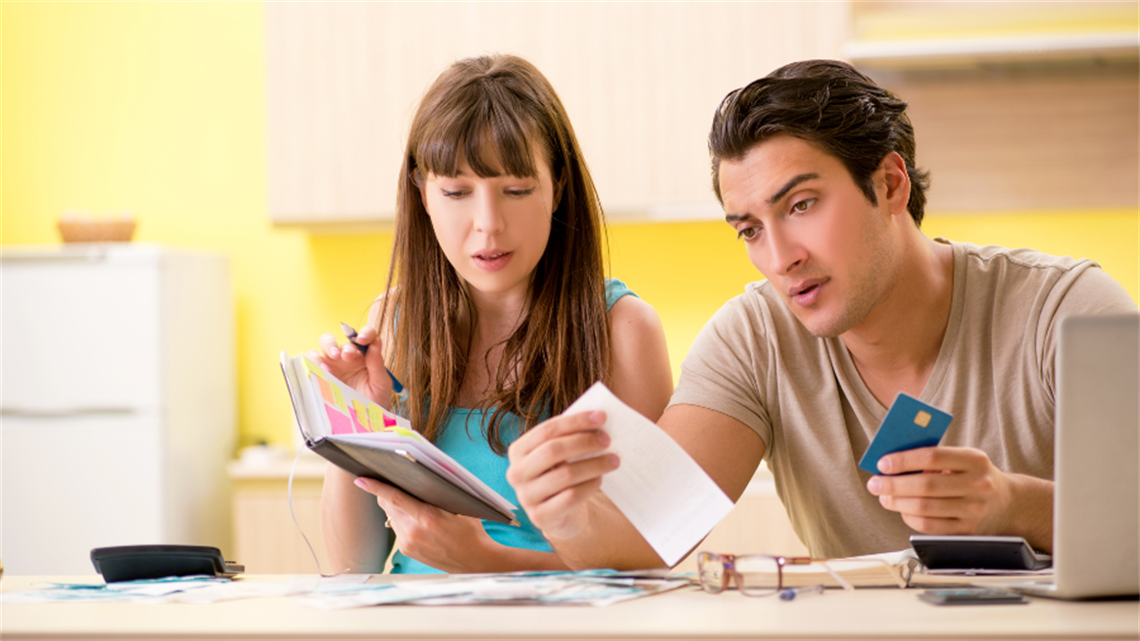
264 3 848 226
1 244 236 575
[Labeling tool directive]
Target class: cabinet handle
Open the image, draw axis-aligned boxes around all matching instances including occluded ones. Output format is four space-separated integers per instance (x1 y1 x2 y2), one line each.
1 247 116 263
0 407 139 418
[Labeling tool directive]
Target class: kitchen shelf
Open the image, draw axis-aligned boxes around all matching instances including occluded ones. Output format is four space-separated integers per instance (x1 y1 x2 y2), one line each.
848 31 1137 70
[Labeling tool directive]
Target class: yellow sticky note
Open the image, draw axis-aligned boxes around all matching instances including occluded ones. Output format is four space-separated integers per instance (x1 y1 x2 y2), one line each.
352 399 369 430
368 405 385 432
304 358 325 379
331 385 346 412
393 426 422 441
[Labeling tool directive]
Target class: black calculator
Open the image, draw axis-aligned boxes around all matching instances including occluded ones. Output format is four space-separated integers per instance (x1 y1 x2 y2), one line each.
910 535 1052 571
91 544 244 582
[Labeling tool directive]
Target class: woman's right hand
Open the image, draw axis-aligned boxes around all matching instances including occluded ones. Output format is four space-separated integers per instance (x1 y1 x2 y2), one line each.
307 325 394 409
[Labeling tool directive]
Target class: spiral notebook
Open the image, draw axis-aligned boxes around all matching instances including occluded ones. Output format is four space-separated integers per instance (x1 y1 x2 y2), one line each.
279 351 518 525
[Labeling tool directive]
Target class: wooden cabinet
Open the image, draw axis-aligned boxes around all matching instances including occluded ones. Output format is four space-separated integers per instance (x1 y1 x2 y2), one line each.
868 64 1138 214
229 455 331 575
266 2 1138 226
265 3 848 227
229 454 804 574
846 1 1139 214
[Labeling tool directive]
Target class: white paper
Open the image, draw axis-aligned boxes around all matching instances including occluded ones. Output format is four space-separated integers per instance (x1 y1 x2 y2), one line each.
564 382 734 566
296 571 691 609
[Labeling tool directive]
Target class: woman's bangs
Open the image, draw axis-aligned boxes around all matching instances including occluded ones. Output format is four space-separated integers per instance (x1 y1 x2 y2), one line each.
417 98 540 180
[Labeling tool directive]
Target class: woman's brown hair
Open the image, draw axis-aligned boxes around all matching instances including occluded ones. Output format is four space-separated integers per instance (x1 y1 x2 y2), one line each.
376 54 611 454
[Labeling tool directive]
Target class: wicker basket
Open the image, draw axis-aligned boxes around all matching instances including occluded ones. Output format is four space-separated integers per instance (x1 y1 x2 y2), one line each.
57 218 137 243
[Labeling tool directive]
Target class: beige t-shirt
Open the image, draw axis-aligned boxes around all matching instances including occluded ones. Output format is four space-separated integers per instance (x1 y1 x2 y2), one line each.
670 240 1137 558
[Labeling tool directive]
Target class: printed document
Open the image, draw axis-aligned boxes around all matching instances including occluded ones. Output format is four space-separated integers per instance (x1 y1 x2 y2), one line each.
565 382 734 566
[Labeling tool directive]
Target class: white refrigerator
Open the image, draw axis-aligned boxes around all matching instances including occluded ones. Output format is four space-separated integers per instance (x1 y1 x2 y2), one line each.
1 244 236 575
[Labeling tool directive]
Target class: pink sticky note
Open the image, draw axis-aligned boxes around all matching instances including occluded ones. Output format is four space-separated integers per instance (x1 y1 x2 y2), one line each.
383 414 397 428
326 404 353 435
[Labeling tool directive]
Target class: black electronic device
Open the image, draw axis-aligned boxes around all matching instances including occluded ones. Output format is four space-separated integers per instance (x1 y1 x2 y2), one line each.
910 535 1052 571
91 545 244 582
920 588 1029 605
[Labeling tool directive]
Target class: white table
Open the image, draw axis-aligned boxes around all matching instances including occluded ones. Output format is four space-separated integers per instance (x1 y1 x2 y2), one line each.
2 575 1137 640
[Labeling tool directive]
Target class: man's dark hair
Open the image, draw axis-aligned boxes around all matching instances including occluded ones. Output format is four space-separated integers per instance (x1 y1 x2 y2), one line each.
709 59 930 226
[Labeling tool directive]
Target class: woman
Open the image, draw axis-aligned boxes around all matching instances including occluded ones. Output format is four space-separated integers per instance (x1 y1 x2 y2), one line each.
312 54 672 574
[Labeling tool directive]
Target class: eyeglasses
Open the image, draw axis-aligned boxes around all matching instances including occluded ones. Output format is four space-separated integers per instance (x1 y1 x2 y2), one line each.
697 552 870 597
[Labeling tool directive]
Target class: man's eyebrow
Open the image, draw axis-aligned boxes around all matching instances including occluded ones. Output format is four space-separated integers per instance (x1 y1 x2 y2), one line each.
724 172 821 223
767 173 819 206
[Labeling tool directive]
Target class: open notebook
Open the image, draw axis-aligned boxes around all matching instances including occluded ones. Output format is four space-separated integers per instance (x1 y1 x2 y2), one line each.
280 351 518 525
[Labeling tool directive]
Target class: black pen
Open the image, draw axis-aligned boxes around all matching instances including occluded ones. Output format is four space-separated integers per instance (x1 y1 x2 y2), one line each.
340 322 404 393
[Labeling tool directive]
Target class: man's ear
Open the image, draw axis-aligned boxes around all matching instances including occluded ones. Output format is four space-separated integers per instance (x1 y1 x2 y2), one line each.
879 151 911 219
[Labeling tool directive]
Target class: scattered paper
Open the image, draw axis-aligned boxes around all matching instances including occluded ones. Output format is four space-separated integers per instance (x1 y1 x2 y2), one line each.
287 573 372 584
0 576 316 605
1 571 687 609
1 576 229 604
296 570 690 609
565 382 735 566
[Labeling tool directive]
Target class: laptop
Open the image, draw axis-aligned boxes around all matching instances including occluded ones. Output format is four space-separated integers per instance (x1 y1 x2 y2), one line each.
1000 313 1139 600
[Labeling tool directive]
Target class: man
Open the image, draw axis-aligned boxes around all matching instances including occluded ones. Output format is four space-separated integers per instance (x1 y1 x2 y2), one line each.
505 60 1138 568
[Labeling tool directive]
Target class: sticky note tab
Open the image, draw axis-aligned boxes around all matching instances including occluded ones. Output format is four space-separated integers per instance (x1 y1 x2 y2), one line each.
317 377 335 405
304 358 325 378
326 405 353 435
383 414 397 428
392 426 423 442
351 399 369 433
331 385 346 412
368 405 385 432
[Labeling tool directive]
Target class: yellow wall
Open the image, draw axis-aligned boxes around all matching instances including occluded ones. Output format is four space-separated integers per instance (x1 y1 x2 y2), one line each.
4 3 1138 448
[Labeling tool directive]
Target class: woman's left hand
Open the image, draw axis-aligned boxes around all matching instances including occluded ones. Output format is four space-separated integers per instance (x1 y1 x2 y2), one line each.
352 477 498 573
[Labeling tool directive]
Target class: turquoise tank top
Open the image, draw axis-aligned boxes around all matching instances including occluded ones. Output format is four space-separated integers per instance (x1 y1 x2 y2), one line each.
390 278 636 574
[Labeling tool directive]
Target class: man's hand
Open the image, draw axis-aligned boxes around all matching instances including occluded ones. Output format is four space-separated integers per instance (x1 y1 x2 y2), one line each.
866 445 1053 550
506 403 763 569
505 411 619 541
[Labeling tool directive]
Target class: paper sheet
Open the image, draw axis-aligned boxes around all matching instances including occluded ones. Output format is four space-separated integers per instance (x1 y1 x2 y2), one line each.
1 572 688 609
297 570 690 609
0 577 270 604
565 382 734 566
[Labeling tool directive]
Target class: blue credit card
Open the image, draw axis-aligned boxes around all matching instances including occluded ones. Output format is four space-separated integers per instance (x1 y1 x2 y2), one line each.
858 393 953 475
